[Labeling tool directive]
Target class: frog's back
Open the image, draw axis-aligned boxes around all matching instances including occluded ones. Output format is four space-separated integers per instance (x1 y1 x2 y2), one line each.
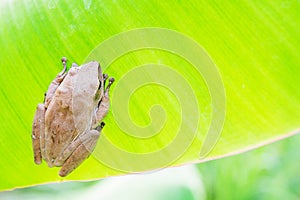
43 67 78 165
44 63 100 166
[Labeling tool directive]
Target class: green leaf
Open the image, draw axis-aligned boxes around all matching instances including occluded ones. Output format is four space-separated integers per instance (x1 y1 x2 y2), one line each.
0 0 299 191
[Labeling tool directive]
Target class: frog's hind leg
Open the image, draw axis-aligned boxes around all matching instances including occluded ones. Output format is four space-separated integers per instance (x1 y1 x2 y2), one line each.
44 57 68 108
92 76 115 128
32 104 45 165
55 123 105 177
33 57 68 165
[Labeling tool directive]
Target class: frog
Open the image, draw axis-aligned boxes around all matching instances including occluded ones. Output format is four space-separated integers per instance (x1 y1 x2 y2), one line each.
32 57 114 177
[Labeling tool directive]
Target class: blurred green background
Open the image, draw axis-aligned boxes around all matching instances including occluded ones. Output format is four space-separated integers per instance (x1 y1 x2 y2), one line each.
1 133 300 199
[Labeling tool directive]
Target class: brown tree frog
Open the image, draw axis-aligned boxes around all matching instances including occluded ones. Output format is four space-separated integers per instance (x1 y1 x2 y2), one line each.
32 57 114 177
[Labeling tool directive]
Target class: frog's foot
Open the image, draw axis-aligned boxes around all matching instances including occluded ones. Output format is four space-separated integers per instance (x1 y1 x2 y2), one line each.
60 57 67 76
44 57 69 107
92 77 114 128
55 122 105 177
106 77 115 91
103 74 108 85
32 103 45 165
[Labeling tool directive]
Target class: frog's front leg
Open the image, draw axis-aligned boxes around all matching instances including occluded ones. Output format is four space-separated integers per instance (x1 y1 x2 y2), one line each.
54 123 105 177
92 76 115 128
44 57 68 107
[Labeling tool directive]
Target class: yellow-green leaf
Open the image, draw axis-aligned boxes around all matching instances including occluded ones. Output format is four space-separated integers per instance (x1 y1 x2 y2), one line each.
0 0 299 191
